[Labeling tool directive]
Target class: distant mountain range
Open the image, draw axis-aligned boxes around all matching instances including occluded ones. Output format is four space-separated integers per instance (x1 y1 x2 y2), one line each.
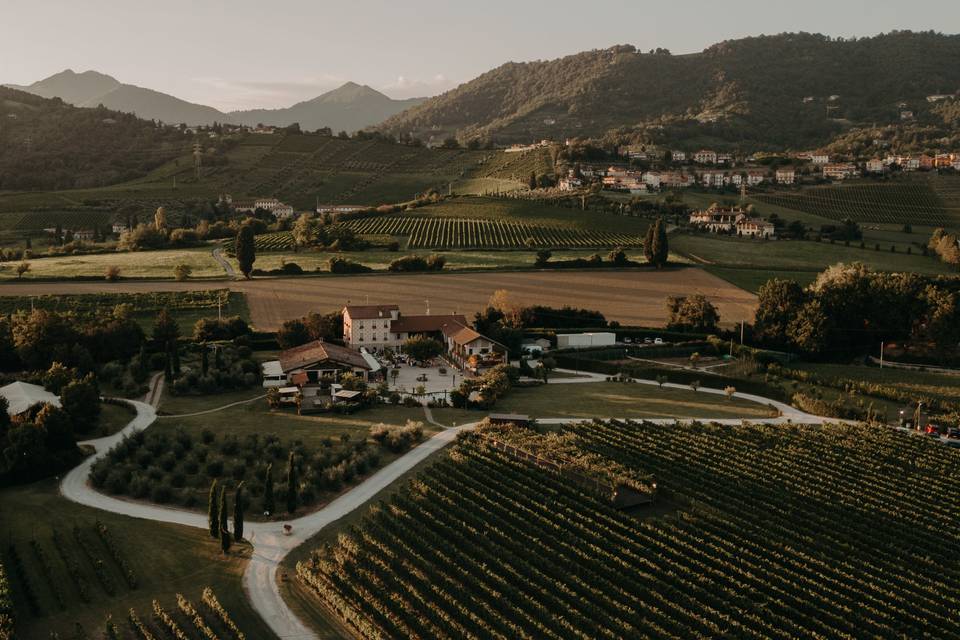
379 31 960 149
4 70 423 132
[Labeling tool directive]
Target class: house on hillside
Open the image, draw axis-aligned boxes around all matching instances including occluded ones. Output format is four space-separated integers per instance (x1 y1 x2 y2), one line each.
693 150 718 164
747 170 767 186
822 163 859 181
811 154 830 165
557 177 582 191
866 159 886 174
775 168 796 185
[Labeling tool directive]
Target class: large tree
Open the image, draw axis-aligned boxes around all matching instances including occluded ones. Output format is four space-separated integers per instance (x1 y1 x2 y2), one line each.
152 309 180 345
666 294 720 333
235 224 257 279
753 279 807 348
60 375 101 434
403 337 444 362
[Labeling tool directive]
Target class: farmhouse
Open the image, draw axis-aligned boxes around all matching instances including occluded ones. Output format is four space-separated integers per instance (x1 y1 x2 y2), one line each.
557 177 582 191
811 154 830 165
342 305 468 350
0 381 61 417
234 197 296 218
747 170 767 186
670 150 686 162
866 159 886 174
690 205 775 237
112 222 127 234
443 323 507 370
72 229 96 242
263 339 377 388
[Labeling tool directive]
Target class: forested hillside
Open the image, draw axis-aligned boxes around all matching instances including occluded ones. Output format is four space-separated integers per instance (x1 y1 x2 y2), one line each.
379 31 960 149
0 87 191 190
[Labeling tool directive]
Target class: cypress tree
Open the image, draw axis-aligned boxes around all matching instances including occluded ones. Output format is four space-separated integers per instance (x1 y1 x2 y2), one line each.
220 523 231 555
201 344 209 376
652 216 669 268
218 486 228 536
138 343 148 376
207 479 219 538
233 482 245 542
214 346 223 370
286 451 298 514
263 464 275 515
235 224 257 279
163 351 172 382
643 223 655 264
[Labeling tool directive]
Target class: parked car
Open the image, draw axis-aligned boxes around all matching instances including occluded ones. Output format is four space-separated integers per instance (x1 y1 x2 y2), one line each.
947 428 960 440
924 424 941 436
643 338 653 344
654 338 664 345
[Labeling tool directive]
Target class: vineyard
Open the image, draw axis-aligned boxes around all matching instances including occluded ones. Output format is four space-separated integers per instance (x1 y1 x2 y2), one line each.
298 421 960 639
0 209 115 233
345 216 643 249
756 179 960 226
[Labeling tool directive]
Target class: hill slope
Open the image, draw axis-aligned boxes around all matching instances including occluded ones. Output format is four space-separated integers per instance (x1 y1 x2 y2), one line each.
229 82 424 132
0 87 191 190
379 32 960 149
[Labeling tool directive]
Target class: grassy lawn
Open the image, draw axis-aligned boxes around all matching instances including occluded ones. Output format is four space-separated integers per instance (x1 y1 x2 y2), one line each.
704 266 820 292
0 246 224 280
0 478 276 639
488 382 776 420
671 233 952 275
94 402 137 437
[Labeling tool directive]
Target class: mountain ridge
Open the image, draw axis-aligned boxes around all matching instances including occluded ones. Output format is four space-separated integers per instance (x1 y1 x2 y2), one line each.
4 70 421 131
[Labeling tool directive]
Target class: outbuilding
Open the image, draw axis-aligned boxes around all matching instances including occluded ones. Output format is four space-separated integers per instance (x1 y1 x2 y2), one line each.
556 332 616 349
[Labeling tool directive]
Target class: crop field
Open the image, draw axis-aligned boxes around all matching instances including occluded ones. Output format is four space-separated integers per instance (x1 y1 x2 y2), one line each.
671 233 954 280
297 420 960 639
0 246 224 280
756 177 960 227
0 266 758 330
346 216 644 249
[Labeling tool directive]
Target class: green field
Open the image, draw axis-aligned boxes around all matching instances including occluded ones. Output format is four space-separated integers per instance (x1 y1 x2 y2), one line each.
0 246 224 280
792 362 960 405
295 420 960 638
671 232 954 291
755 176 960 227
489 381 776 419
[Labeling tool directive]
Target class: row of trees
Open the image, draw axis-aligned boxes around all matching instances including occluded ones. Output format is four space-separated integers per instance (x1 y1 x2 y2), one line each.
754 263 960 357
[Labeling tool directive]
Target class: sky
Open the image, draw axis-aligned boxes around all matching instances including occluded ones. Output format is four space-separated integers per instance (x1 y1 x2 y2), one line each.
2 0 958 111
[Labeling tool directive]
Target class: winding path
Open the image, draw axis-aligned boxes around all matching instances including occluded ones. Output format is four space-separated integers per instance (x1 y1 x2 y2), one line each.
60 376 840 640
212 246 237 279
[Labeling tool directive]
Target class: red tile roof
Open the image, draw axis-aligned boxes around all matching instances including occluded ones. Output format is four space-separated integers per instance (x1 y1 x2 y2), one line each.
279 340 371 372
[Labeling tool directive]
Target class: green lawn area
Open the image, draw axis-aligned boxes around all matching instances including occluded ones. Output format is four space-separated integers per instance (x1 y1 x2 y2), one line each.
671 233 953 276
94 401 137 437
0 478 276 639
0 246 225 280
487 382 776 420
704 266 819 293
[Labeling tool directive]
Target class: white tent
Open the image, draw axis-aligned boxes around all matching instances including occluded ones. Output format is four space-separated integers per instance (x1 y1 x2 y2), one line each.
359 349 382 373
0 381 61 416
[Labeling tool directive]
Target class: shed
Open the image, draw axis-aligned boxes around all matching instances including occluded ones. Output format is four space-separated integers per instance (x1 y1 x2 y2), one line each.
557 332 616 349
488 413 531 428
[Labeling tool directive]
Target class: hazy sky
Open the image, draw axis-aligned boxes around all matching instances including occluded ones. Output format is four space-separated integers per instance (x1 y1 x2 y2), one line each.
2 0 958 111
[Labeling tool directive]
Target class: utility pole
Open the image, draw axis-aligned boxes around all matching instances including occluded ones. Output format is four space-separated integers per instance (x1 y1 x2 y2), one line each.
740 321 745 345
879 341 884 368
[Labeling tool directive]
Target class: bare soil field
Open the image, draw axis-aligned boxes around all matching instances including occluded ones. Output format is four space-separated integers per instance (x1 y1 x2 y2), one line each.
0 267 756 330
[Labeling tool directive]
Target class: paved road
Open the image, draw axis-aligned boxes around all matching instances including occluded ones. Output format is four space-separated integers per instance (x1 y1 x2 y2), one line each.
59 373 839 640
212 246 237 279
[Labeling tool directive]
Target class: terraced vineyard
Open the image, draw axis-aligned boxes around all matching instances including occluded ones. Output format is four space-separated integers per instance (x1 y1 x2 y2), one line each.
0 209 114 232
298 421 960 639
347 216 643 249
756 179 960 226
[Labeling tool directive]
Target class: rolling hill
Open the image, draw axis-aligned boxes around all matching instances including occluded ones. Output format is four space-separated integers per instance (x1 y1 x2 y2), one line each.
0 86 191 190
378 31 960 149
6 71 423 131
